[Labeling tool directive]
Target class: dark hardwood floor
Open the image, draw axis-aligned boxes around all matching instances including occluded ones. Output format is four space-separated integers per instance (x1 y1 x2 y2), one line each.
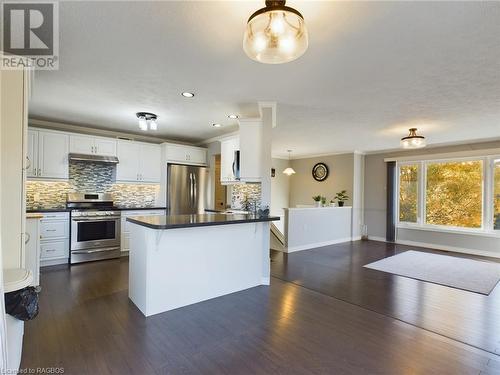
271 240 500 355
20 241 500 374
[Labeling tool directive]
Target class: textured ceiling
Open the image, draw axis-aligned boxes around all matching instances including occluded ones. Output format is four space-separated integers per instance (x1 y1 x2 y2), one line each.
29 1 500 158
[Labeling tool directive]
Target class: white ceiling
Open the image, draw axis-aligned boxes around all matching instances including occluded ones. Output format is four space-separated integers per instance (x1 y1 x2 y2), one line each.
29 1 500 158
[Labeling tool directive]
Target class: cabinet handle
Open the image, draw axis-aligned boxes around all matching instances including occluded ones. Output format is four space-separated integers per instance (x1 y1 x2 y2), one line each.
25 233 30 244
25 156 31 171
45 229 57 232
46 249 56 252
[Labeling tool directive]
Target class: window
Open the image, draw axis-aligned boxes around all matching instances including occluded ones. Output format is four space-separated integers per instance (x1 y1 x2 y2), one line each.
399 164 418 223
495 161 500 230
425 160 483 228
397 156 500 233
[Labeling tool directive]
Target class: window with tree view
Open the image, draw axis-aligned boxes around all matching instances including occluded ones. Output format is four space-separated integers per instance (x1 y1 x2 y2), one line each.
425 160 483 228
494 161 500 230
399 164 418 223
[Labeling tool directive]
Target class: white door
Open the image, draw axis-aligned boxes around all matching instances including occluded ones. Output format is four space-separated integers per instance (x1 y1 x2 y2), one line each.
26 130 38 177
38 131 69 179
187 148 207 165
94 137 117 156
139 143 161 182
69 134 94 155
116 140 140 181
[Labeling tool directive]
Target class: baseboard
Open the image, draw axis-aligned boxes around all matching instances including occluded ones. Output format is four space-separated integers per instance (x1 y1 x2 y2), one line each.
367 236 387 243
261 277 270 285
395 239 500 259
351 235 362 241
285 237 353 253
41 258 68 267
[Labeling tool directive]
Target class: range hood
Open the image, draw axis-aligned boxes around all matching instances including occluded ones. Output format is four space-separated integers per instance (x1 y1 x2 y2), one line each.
68 153 119 164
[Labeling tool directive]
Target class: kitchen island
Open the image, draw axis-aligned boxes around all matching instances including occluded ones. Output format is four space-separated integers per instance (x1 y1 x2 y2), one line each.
127 213 279 316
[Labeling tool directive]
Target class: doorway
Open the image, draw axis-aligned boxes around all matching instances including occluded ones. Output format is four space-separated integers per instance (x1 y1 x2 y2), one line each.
214 155 227 210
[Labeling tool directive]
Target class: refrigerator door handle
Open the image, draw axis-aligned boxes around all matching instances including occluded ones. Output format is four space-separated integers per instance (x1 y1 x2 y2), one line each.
193 173 197 210
188 173 192 208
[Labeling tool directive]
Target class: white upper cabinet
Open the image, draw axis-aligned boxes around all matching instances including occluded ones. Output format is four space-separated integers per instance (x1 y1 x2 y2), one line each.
165 143 207 165
69 134 116 156
219 119 263 184
26 129 38 178
94 137 117 156
116 140 160 182
37 130 69 179
139 143 161 182
220 136 240 183
238 119 263 183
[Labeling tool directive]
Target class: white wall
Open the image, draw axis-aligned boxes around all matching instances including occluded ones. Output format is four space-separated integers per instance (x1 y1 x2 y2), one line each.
351 153 365 239
364 140 500 257
289 153 354 207
270 158 290 216
285 207 352 252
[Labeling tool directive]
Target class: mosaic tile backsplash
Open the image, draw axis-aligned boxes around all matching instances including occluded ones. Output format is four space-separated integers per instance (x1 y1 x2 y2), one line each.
26 161 160 210
231 183 262 211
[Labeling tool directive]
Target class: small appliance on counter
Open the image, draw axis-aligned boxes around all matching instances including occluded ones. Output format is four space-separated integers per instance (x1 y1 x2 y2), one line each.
67 193 121 264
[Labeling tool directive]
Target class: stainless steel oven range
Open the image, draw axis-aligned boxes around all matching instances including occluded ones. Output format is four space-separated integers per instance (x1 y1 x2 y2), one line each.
67 193 121 264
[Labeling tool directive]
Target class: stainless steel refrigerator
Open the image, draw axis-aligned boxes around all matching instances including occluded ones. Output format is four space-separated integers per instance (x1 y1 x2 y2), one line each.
167 164 208 214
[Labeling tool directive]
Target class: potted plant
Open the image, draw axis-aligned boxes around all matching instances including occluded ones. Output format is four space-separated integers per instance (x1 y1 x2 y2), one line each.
329 199 336 207
312 195 322 208
320 196 327 207
334 190 349 207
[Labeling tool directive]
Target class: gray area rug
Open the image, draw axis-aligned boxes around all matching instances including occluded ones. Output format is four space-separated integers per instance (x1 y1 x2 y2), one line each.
364 250 500 295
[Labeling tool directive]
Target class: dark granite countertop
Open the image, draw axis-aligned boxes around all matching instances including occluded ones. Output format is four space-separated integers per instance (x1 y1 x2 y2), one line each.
126 213 280 230
27 206 167 213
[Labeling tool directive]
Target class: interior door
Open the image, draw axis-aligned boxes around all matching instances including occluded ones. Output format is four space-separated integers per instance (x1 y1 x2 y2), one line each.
214 155 226 210
168 164 191 214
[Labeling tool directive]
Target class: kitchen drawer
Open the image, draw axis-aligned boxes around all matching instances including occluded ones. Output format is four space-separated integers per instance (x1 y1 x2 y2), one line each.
39 212 69 220
40 220 69 239
40 240 68 259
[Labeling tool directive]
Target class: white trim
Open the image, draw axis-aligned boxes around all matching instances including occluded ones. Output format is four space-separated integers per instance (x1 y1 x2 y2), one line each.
197 130 239 146
367 236 388 242
40 258 68 267
395 239 500 259
285 237 353 253
258 102 277 128
385 148 500 163
261 277 270 285
397 223 500 238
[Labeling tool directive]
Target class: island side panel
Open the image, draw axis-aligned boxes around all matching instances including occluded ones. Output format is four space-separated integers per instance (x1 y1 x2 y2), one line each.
128 224 154 316
129 221 269 317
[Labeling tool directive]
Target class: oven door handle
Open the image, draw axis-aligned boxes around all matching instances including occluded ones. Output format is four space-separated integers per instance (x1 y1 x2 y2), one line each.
72 247 119 254
72 217 120 222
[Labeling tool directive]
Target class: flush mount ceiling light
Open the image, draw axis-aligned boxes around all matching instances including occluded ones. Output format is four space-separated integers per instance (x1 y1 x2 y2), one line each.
212 123 222 128
400 128 426 149
243 0 308 64
228 114 239 119
136 112 158 131
181 92 195 98
283 150 296 176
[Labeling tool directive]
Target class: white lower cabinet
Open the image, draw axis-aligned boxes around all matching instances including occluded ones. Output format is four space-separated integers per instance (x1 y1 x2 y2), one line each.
39 212 70 267
120 209 166 253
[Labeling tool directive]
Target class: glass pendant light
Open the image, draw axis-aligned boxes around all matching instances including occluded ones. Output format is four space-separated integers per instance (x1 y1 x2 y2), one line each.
243 0 308 64
136 112 158 131
400 128 426 149
283 150 296 175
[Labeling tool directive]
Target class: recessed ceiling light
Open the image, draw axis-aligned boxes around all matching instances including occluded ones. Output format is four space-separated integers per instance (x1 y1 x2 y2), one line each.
228 114 239 119
181 92 195 98
212 123 222 128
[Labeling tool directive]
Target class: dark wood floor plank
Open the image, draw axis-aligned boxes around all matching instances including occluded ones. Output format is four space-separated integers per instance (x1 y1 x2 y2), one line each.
19 245 499 374
271 240 500 354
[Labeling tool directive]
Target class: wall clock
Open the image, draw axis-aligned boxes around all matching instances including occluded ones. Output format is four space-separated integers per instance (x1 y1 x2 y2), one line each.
312 162 329 182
